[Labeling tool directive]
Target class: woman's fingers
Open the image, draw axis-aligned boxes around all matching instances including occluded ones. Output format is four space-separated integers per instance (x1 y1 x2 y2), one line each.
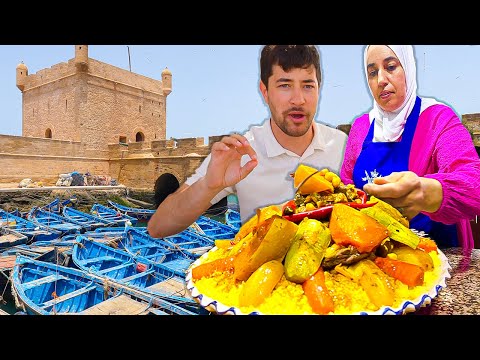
364 181 406 198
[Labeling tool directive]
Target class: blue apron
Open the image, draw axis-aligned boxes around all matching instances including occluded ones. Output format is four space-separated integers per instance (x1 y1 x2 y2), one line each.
352 96 458 247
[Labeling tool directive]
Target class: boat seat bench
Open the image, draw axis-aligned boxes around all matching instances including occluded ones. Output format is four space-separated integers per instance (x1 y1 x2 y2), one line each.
40 284 97 309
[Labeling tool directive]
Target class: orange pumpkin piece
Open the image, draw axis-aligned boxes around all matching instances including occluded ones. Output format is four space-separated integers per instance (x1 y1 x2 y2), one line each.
329 204 389 253
191 256 236 280
416 238 438 253
293 164 334 195
233 215 298 281
234 205 282 242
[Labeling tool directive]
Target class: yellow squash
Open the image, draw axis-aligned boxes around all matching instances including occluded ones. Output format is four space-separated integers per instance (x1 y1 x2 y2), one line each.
238 260 284 307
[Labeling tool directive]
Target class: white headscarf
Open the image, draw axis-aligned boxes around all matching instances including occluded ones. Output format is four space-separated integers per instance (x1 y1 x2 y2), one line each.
364 45 439 142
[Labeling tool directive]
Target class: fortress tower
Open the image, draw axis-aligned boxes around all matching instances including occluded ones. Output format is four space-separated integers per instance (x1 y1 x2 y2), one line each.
16 45 172 155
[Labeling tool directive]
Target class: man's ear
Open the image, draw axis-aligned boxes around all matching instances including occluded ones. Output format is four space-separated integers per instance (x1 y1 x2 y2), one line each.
259 80 268 102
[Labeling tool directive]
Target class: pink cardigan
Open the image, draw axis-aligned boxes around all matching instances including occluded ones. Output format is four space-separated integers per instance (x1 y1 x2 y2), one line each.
341 104 480 249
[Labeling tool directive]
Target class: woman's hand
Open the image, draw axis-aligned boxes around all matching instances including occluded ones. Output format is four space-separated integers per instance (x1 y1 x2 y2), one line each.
363 171 443 220
205 134 258 191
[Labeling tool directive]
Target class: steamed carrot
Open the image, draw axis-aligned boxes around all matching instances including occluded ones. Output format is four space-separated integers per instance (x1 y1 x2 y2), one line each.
302 267 334 315
416 238 438 253
374 256 424 287
191 256 236 280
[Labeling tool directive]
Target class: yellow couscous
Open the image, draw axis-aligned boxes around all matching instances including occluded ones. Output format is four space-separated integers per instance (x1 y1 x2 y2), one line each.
190 246 446 315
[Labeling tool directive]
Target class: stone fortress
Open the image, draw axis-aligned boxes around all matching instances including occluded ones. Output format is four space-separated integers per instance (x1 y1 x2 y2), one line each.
1 45 479 201
1 45 226 201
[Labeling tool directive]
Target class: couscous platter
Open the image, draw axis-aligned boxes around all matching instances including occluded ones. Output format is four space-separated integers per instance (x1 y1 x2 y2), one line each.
185 165 452 315
186 243 450 315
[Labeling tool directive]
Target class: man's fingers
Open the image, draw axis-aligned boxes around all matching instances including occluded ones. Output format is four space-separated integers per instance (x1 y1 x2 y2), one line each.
220 135 257 160
239 158 258 179
211 141 230 152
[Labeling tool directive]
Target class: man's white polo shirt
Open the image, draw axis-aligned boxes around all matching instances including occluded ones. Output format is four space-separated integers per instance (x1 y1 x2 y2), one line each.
185 119 347 223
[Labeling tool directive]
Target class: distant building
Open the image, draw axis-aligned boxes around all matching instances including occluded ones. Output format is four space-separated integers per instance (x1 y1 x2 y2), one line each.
336 124 352 136
462 113 480 147
1 45 225 194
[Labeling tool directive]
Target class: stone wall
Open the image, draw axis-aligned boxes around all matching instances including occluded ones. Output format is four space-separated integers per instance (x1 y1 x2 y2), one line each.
107 135 227 190
462 113 480 146
0 133 226 190
22 74 80 142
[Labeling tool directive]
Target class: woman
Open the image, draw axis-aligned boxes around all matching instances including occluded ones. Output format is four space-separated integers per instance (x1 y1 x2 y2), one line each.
340 45 480 249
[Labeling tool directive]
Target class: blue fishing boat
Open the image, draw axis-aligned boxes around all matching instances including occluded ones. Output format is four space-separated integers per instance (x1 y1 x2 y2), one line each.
11 255 196 315
0 208 62 242
90 203 138 226
107 200 155 221
0 227 28 249
10 209 26 218
121 227 196 276
224 208 241 231
27 207 84 234
163 229 215 258
71 236 205 314
93 226 146 234
191 215 237 240
62 206 113 231
42 197 77 214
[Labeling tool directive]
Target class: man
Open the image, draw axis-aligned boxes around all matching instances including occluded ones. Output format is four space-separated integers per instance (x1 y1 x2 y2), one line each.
147 45 347 238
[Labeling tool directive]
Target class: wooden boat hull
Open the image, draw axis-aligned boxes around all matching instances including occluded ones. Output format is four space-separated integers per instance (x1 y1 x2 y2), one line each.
191 215 237 240
163 229 215 258
0 209 62 242
62 206 113 231
225 209 241 231
0 227 28 249
71 236 206 314
90 203 138 226
123 227 197 276
27 207 84 234
11 255 197 315
107 200 155 221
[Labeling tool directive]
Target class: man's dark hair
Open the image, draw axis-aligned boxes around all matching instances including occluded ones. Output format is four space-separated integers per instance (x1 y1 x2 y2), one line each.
260 45 321 88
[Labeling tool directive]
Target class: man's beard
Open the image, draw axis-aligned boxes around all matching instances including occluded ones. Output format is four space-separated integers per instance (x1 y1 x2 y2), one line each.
272 111 313 137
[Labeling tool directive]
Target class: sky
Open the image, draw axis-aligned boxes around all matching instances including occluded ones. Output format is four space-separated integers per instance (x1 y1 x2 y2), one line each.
1 45 479 142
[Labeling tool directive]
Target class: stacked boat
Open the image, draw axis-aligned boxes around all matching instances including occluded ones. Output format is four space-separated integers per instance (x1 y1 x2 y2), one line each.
0 198 238 315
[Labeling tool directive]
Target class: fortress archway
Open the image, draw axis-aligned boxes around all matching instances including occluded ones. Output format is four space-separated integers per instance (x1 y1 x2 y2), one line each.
153 173 180 208
153 172 228 216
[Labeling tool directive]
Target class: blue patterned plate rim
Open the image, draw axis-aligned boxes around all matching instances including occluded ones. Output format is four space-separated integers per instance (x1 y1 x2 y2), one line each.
186 245 451 315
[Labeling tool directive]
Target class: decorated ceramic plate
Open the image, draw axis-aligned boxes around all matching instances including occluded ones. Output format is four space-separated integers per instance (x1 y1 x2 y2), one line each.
282 190 375 224
185 246 451 315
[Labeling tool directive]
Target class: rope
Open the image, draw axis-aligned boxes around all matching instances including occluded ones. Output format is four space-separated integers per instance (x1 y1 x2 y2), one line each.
10 266 26 313
0 271 10 305
51 247 61 315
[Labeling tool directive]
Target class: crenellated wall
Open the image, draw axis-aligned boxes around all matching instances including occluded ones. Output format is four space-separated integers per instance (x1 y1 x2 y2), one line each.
107 135 225 189
0 134 109 184
0 132 226 190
